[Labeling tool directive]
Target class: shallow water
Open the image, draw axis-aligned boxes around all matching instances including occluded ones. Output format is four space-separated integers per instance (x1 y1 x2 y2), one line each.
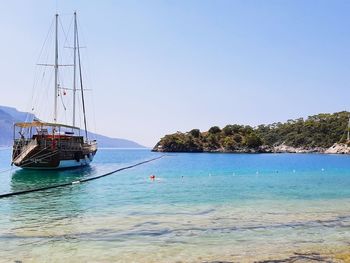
0 149 349 262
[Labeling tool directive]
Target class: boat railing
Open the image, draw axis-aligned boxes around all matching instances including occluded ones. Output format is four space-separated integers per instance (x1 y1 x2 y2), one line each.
12 138 39 165
13 138 33 147
83 140 97 151
14 138 83 151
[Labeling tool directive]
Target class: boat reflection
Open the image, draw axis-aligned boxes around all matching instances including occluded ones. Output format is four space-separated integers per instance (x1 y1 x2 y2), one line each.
11 166 96 193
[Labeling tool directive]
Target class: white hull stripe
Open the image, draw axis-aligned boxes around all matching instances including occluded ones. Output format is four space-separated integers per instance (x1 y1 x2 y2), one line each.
58 155 94 168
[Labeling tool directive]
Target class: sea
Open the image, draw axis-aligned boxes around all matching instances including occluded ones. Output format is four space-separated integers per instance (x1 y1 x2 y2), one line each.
0 148 349 262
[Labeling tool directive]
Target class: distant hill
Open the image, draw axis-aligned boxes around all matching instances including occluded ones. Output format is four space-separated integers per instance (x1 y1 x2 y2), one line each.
88 132 145 148
0 105 145 148
0 106 35 146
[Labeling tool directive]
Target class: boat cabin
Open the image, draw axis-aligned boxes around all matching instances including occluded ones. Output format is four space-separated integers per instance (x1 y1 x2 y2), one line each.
13 121 84 151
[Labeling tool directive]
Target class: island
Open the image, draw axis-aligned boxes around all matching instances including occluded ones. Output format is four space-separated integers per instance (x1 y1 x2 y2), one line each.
152 111 350 154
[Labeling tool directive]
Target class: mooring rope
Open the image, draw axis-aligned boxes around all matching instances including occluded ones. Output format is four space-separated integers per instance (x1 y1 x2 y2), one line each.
0 155 165 199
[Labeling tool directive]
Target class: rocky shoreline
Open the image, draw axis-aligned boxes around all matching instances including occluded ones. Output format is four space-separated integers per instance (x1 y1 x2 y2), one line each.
153 143 350 154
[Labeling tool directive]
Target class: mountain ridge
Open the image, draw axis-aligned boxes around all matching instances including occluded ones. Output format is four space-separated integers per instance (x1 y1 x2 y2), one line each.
0 105 145 148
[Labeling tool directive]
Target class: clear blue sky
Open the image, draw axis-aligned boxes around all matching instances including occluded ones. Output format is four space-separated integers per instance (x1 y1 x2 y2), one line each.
1 0 350 147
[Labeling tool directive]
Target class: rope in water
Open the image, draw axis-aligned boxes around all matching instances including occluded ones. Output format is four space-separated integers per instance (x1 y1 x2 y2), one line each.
0 155 165 199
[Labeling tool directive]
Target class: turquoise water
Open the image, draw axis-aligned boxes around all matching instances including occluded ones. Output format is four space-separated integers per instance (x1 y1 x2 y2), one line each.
0 149 350 262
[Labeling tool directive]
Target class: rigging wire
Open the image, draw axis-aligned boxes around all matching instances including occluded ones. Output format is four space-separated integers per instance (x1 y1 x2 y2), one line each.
31 14 75 124
32 19 56 121
0 148 11 151
0 167 15 174
60 15 74 50
28 17 55 121
76 16 88 140
77 18 97 137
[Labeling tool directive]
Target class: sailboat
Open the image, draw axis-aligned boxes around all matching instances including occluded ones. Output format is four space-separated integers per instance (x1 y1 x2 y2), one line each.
11 12 97 169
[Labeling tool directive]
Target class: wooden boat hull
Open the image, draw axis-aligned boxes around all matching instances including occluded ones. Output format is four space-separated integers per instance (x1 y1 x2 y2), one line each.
12 148 97 169
12 135 97 170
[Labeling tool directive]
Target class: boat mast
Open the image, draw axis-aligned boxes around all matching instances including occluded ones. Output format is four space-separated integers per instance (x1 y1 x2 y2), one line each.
76 13 89 140
72 12 77 127
54 13 59 123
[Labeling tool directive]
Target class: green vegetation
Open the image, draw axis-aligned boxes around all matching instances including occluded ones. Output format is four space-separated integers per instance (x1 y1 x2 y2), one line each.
153 111 350 152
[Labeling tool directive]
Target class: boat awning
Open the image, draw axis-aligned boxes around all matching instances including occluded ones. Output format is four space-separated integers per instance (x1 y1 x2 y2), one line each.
14 121 79 130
